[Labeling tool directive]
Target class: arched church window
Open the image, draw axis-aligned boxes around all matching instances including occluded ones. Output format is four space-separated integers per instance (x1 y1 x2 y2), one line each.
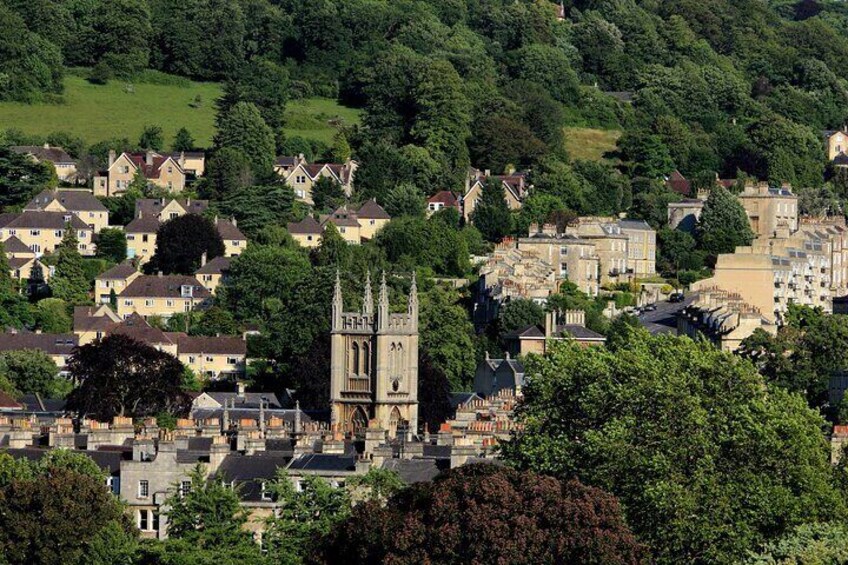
363 342 370 376
351 342 359 376
350 406 368 432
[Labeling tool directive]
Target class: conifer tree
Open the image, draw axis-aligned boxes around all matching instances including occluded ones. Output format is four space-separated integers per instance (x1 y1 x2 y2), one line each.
471 177 512 242
50 226 90 305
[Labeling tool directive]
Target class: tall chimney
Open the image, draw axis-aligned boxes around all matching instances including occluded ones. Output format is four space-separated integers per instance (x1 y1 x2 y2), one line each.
108 150 116 167
201 252 207 267
146 151 153 167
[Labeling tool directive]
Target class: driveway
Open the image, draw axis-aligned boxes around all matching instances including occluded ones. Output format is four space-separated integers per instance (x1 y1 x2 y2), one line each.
637 295 696 335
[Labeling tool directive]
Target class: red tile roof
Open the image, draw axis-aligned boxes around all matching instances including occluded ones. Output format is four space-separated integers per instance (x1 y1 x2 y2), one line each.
427 191 459 207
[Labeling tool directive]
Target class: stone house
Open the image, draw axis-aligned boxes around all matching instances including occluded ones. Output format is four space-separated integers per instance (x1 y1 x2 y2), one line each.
24 189 109 233
3 235 50 283
462 170 528 222
825 128 848 164
677 288 777 352
0 211 95 256
355 199 391 241
277 156 357 205
195 255 231 294
94 262 141 304
426 191 460 216
116 274 211 319
0 332 78 374
73 305 122 345
171 334 247 380
289 201 391 248
286 216 323 248
517 227 601 296
502 309 605 357
214 217 247 257
94 151 186 197
10 144 78 183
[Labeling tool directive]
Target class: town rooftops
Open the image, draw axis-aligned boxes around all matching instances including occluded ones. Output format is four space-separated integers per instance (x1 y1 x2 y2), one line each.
110 313 175 345
121 274 211 299
200 391 283 410
124 215 162 233
0 332 78 355
97 262 138 280
218 453 293 501
0 391 23 410
10 145 75 164
172 335 246 355
1 211 89 230
617 219 653 230
427 191 459 207
1 236 32 254
287 453 357 472
287 216 322 235
196 256 231 275
382 458 446 484
73 306 120 333
135 198 209 219
357 199 391 220
125 152 183 179
560 324 605 340
26 190 108 213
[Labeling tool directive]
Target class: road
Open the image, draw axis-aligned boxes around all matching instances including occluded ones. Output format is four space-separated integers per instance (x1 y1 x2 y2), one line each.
636 295 696 335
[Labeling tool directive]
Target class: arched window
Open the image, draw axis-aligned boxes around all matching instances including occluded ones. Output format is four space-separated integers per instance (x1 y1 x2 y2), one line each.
396 343 404 379
362 342 370 376
350 407 368 433
389 343 396 376
389 407 402 434
351 342 359 376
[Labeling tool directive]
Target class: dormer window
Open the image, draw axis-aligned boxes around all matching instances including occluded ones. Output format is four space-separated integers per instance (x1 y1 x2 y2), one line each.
180 285 193 298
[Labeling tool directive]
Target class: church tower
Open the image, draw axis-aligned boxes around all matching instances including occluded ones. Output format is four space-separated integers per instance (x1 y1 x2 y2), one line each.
329 271 419 437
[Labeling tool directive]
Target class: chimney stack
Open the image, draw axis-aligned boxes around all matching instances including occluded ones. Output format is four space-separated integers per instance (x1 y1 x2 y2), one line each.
108 150 116 167
236 381 245 399
201 252 207 267
146 151 153 167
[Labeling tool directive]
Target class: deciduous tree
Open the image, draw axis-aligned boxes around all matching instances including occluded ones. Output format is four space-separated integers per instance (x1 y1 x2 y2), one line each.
149 214 224 275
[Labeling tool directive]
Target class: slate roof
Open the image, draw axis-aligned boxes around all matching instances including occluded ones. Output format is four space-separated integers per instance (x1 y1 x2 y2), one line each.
217 453 293 501
0 213 18 228
10 145 75 164
0 333 78 355
215 219 247 240
834 152 848 166
287 216 322 235
199 392 283 409
7 257 34 270
135 198 209 219
560 324 605 340
173 335 246 355
26 190 107 212
287 453 357 472
97 262 138 280
121 275 210 299
382 458 446 484
110 313 175 345
502 325 545 339
124 215 162 233
73 306 119 333
617 219 653 230
357 199 390 220
2 211 89 230
449 392 482 409
275 155 298 167
18 394 67 413
2 236 33 254
196 256 231 275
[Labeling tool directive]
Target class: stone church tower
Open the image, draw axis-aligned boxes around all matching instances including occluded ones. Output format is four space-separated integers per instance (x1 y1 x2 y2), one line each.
330 271 419 436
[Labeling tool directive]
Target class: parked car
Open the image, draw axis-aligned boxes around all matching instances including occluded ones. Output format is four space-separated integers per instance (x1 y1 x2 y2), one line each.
643 303 657 312
669 292 685 303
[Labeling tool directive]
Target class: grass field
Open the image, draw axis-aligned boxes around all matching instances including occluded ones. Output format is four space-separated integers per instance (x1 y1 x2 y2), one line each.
564 127 622 162
0 75 360 148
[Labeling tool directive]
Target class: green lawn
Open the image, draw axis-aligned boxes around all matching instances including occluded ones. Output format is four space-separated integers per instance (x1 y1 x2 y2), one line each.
0 74 360 148
563 127 622 162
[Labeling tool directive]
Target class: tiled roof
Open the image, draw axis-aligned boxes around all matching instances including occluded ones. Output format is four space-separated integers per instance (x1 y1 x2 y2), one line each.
381 459 445 484
135 198 208 219
287 217 322 235
3 211 89 230
26 190 107 212
834 152 848 166
7 257 34 270
10 145 75 164
666 170 691 196
0 213 18 228
73 306 119 333
121 275 210 299
109 313 175 345
218 453 293 500
215 219 246 240
97 262 138 280
124 216 161 233
125 153 183 179
196 256 231 275
0 333 78 355
559 324 605 340
617 219 652 230
288 453 357 472
357 199 390 220
174 335 246 355
427 191 459 206
275 156 298 167
200 392 282 410
323 207 360 227
0 391 22 409
1 236 32 254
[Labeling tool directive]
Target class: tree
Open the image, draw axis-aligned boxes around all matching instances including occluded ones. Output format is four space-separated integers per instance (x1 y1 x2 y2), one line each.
220 183 295 239
32 297 71 333
420 285 475 391
314 464 644 565
172 127 195 152
216 58 289 131
167 465 258 552
498 299 544 335
697 184 754 257
346 467 405 504
0 451 136 565
149 214 225 275
384 183 426 218
0 5 63 102
418 349 452 432
0 146 56 208
138 124 164 151
66 334 189 420
192 306 238 337
0 349 68 398
214 101 275 177
330 131 351 162
311 176 346 213
502 333 846 564
201 147 254 201
470 177 512 242
311 223 350 268
265 471 351 563
745 522 848 565
50 227 90 305
95 227 127 263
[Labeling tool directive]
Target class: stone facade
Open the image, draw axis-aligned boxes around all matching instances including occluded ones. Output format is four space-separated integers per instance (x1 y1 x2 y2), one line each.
677 287 777 352
330 272 419 437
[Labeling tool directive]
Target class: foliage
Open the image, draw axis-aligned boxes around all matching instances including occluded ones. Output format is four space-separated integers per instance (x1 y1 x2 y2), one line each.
149 214 224 275
745 522 848 565
346 467 405 504
66 334 189 420
219 182 295 239
313 464 644 565
498 299 545 336
0 349 67 398
375 216 470 277
697 184 754 257
32 297 72 333
138 124 164 151
0 5 63 102
471 177 512 242
0 145 56 209
384 183 426 218
311 176 346 213
50 228 90 305
172 127 195 152
419 285 476 391
214 101 275 177
95 227 128 263
502 333 846 564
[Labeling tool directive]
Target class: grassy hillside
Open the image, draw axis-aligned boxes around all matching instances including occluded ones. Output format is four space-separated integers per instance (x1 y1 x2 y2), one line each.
0 75 360 148
564 128 621 162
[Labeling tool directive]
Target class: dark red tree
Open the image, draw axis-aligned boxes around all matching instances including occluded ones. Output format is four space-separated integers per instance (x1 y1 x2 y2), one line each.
311 463 645 565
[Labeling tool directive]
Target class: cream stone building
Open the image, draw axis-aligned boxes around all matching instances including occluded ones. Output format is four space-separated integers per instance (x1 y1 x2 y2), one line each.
330 272 418 436
517 228 601 296
479 244 558 305
462 170 528 222
215 217 247 257
195 256 231 294
618 219 657 277
288 201 391 248
0 332 78 373
94 151 186 197
825 128 848 163
277 156 357 204
10 144 78 183
2 235 49 282
355 200 391 240
564 218 630 285
678 288 777 352
73 305 122 345
0 211 94 256
737 182 798 238
171 334 246 380
94 262 141 304
24 189 109 233
286 217 323 248
116 274 211 319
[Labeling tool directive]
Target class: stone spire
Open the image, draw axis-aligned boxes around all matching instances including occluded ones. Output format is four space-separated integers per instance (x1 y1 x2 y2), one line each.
378 271 389 331
332 270 343 331
408 271 418 330
363 271 373 316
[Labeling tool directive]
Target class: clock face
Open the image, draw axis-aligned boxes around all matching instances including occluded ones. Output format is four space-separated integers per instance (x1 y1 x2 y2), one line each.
392 378 400 392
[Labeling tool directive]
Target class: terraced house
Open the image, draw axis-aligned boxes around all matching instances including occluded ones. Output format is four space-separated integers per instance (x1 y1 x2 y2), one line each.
116 273 211 319
0 211 94 256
